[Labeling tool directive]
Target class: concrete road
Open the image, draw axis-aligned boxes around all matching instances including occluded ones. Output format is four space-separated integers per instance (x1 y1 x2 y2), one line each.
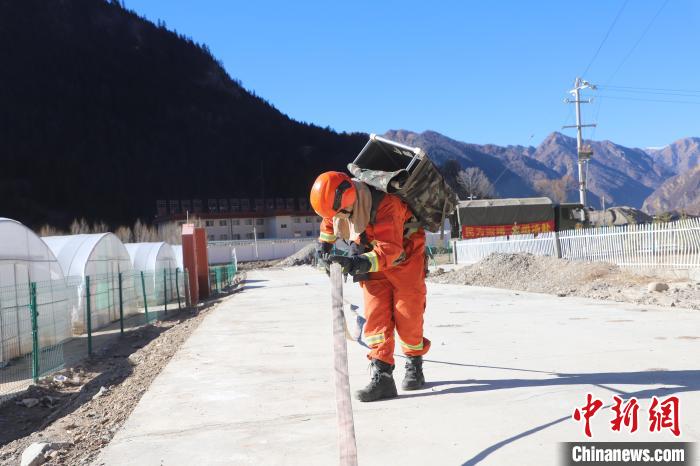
96 266 700 466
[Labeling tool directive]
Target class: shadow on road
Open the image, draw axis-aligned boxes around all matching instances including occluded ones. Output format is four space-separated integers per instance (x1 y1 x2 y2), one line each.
400 367 700 465
240 285 266 291
421 357 559 375
404 369 700 400
461 415 571 466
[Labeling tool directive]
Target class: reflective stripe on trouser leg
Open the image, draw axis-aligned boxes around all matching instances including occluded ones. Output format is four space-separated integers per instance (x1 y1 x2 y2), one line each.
365 333 385 346
393 286 430 357
361 278 395 365
388 238 430 358
399 339 424 351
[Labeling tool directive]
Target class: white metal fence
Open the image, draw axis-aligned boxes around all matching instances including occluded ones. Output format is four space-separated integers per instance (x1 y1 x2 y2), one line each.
454 218 700 271
208 238 315 263
425 230 452 249
208 229 453 264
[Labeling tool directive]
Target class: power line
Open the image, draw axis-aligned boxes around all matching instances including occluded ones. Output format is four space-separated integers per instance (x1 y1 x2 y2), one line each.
559 105 574 129
589 95 604 140
599 85 700 97
605 0 670 84
597 86 700 98
581 0 629 77
588 0 672 140
573 0 624 142
596 94 700 105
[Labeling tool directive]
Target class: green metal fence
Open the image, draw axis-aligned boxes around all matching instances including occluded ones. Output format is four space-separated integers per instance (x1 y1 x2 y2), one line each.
0 279 72 401
208 262 237 295
425 245 454 267
0 267 192 403
82 269 188 351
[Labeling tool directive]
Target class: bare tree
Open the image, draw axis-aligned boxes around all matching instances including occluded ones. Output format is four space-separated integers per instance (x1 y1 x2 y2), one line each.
534 175 576 203
38 224 63 237
34 218 186 245
70 218 91 234
133 219 158 242
157 221 183 245
114 225 134 243
91 221 109 233
457 167 495 200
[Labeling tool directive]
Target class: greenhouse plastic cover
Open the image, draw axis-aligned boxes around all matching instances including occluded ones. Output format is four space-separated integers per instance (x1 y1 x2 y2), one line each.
42 233 132 278
0 217 65 284
42 233 135 334
124 242 177 273
171 245 184 271
125 242 179 305
0 218 71 362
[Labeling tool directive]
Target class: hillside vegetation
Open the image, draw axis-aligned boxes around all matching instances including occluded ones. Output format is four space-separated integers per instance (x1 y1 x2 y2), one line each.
0 0 366 228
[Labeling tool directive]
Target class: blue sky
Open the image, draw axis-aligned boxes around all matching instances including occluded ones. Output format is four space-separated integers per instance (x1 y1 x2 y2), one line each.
125 0 699 148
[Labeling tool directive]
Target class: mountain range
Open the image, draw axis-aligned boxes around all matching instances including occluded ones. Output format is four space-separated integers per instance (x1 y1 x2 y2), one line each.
386 130 700 215
0 0 698 230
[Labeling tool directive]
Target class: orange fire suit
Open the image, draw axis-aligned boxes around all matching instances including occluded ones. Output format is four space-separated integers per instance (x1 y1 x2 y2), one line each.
320 193 430 366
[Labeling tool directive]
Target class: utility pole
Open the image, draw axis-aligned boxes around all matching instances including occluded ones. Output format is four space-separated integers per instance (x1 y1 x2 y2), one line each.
563 77 597 221
253 224 259 259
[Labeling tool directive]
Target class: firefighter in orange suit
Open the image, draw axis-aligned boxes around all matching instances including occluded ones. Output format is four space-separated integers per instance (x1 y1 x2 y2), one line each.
310 171 430 402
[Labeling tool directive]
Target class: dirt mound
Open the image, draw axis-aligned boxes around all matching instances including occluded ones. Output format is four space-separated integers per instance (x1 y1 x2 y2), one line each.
431 253 621 292
430 253 700 309
236 260 279 271
277 244 317 267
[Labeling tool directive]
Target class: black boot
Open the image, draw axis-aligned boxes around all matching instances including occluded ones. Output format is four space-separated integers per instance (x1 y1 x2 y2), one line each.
354 359 398 402
401 356 425 390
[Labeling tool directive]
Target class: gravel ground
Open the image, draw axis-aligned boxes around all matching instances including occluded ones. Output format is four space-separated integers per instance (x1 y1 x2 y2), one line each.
429 253 700 310
0 274 244 466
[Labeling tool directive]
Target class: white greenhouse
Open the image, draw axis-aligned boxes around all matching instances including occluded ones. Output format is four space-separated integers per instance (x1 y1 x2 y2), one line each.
124 242 179 305
43 233 136 334
171 245 184 270
0 218 72 363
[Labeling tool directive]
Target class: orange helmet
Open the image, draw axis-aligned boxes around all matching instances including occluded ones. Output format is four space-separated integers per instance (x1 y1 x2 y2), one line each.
309 171 356 218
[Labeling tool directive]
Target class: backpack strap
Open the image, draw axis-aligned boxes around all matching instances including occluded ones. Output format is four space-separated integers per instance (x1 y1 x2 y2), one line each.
358 189 422 253
355 187 385 250
368 187 385 225
403 219 422 239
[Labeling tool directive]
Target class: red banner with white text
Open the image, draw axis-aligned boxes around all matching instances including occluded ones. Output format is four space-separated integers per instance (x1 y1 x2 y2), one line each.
461 220 555 239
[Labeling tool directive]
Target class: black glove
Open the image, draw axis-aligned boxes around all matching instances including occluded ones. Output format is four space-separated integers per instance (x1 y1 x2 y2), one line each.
316 241 333 260
327 254 372 276
316 241 334 273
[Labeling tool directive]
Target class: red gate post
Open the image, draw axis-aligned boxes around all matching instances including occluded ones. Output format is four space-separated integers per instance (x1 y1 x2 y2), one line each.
181 224 200 304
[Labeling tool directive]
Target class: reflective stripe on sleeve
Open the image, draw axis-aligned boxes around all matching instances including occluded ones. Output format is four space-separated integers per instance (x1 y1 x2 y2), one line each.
362 251 379 272
319 231 336 242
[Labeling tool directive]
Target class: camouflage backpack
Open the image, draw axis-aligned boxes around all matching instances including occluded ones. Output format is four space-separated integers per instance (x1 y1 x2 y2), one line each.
347 135 458 233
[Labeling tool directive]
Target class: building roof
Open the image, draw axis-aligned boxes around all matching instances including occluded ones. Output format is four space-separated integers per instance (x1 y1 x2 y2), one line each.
457 197 554 226
458 197 553 208
154 210 318 224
